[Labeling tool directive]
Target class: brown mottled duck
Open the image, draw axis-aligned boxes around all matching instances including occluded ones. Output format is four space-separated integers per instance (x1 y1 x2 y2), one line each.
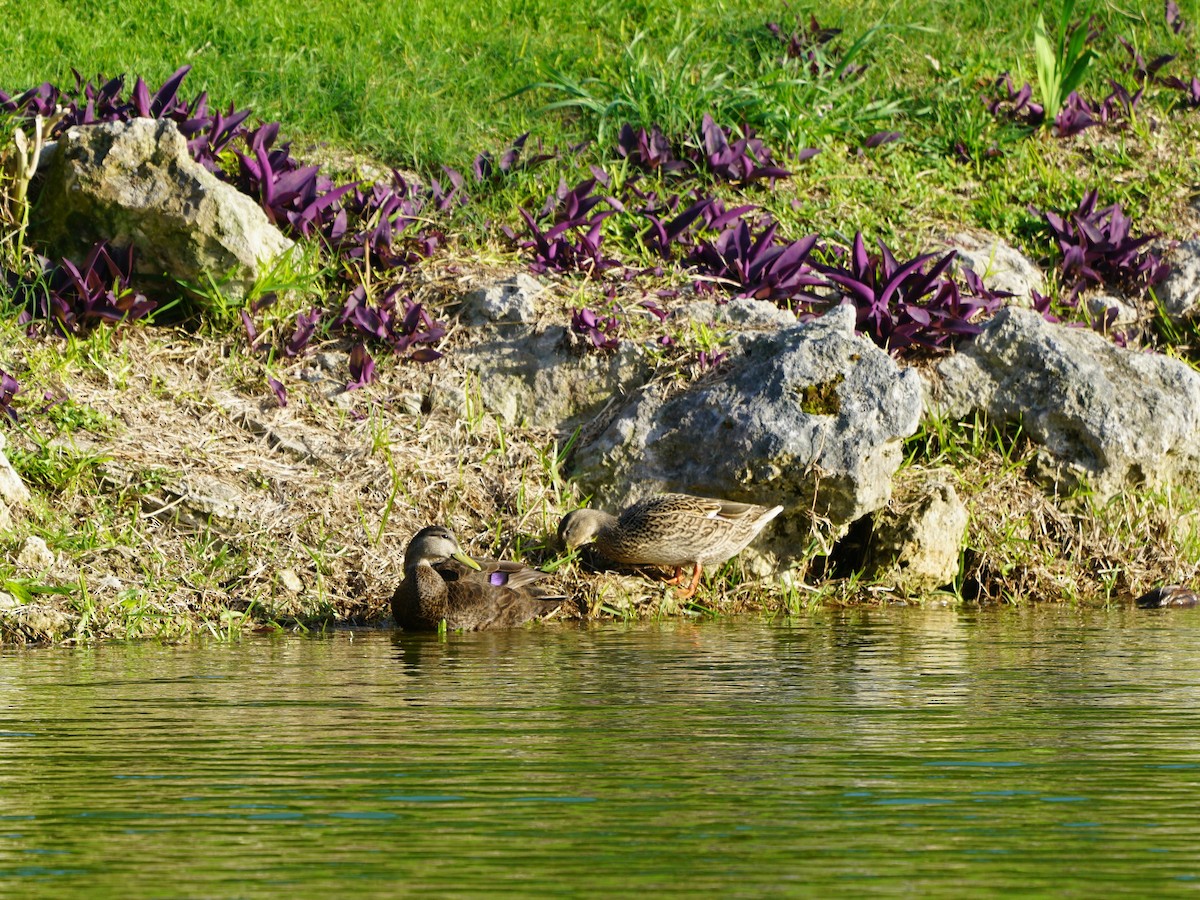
392 526 566 631
557 493 784 599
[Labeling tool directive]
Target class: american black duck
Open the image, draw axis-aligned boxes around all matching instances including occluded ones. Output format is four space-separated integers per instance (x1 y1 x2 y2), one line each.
392 526 566 630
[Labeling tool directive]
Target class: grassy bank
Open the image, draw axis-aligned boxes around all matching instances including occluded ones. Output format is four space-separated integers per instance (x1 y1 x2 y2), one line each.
0 0 1197 641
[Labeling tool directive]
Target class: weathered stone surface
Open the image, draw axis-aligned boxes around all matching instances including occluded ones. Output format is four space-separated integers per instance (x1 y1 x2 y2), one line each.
459 273 545 326
934 306 1200 497
674 297 798 332
278 568 303 594
97 458 287 530
945 231 1046 304
17 536 56 572
0 431 30 507
571 305 926 572
451 325 650 430
0 604 73 641
1160 239 1200 321
34 118 293 298
1085 292 1138 328
866 474 969 594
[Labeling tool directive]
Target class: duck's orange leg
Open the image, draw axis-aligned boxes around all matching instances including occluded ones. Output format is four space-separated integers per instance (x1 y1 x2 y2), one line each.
674 562 703 600
662 566 686 585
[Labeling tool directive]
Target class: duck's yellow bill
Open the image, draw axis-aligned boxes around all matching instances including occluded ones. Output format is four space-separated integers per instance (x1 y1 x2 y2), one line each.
453 550 482 570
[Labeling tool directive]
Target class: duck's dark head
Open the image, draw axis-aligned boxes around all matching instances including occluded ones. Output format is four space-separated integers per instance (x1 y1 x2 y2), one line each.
404 526 481 570
557 508 607 550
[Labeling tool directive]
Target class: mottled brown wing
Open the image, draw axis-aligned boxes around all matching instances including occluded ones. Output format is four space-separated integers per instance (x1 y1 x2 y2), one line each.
435 558 563 594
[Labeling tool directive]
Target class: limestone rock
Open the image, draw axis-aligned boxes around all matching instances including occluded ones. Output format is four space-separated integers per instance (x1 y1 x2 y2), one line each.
866 474 969 595
459 273 545 326
1085 292 1139 328
0 431 30 507
1159 239 1200 322
0 604 73 641
674 297 798 331
945 231 1046 304
33 118 294 298
571 305 926 572
451 325 650 430
934 306 1200 498
17 536 56 572
278 568 303 594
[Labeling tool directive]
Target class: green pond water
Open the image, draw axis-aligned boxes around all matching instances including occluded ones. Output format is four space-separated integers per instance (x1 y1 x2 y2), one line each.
2 605 1199 897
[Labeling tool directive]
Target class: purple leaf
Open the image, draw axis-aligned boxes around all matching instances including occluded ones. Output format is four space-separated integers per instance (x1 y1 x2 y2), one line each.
347 342 376 391
240 310 258 345
268 377 288 408
1167 0 1184 32
863 131 902 149
150 64 192 116
1052 93 1098 136
0 369 19 422
1037 192 1170 302
285 309 322 357
131 77 151 117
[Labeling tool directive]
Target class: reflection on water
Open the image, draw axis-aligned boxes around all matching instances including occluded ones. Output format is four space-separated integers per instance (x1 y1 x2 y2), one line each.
0 606 1199 896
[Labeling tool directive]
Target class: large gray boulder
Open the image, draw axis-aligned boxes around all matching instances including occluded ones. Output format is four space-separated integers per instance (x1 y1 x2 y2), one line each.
34 118 293 298
571 305 926 572
934 306 1200 497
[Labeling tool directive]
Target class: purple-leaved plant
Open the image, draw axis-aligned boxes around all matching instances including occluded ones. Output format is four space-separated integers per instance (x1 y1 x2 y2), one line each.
795 235 1009 355
333 285 446 362
986 74 1045 127
0 369 19 422
689 219 823 302
1052 91 1098 136
473 133 555 183
1116 37 1175 85
1166 0 1185 33
616 124 688 173
285 309 323 358
267 376 288 408
1161 74 1200 107
862 131 902 149
571 307 620 350
346 342 376 390
20 242 155 336
696 115 795 183
507 177 621 276
765 13 866 80
615 118 813 185
1040 190 1170 301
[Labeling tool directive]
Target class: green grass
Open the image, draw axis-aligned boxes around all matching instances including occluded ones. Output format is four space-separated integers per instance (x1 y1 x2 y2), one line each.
0 0 1194 279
